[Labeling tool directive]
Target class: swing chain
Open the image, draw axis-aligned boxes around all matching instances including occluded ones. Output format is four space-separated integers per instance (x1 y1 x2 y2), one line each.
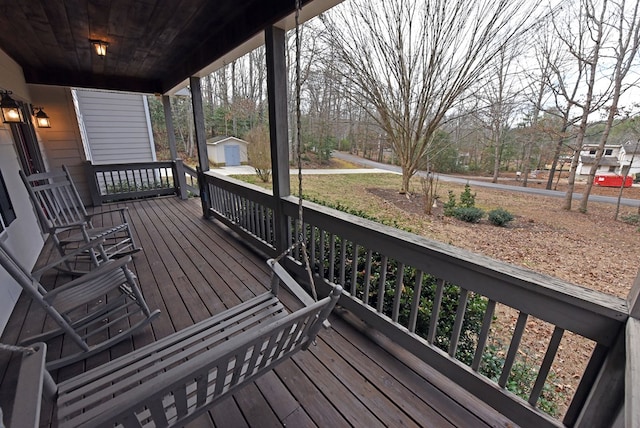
0 342 36 355
273 0 318 302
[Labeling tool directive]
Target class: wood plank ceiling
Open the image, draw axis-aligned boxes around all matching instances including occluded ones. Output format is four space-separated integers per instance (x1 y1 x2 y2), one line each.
0 0 318 94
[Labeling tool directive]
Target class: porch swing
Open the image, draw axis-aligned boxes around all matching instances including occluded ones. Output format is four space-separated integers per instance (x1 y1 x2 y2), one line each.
5 3 342 427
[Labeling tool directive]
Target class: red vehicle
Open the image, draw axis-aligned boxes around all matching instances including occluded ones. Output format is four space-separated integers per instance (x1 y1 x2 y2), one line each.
593 174 633 187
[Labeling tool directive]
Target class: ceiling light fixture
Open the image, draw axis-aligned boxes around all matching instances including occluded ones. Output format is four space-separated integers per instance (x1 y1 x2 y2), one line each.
0 91 25 124
90 39 109 57
33 106 51 128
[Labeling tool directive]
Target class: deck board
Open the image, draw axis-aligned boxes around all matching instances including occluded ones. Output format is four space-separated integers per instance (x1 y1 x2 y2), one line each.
0 196 517 427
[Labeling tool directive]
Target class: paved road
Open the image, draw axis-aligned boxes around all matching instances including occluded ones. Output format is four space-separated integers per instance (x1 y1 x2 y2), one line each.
333 151 640 208
211 165 394 176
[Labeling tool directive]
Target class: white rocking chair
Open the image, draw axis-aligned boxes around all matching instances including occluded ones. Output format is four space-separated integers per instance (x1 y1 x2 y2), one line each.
0 239 160 371
20 165 140 274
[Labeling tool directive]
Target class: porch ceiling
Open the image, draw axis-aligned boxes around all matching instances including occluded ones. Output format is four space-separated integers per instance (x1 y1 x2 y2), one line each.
0 0 339 94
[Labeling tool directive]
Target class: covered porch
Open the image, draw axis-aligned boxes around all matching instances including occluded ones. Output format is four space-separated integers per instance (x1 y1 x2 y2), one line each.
0 196 513 427
0 0 637 426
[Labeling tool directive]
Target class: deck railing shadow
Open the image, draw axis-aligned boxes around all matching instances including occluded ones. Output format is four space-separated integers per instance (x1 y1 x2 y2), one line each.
204 171 639 428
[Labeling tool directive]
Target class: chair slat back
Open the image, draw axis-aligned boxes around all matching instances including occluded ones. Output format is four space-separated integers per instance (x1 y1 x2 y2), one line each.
20 167 88 230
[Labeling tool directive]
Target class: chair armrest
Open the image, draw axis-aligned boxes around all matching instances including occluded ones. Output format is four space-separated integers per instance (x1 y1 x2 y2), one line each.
87 207 129 222
44 256 132 300
267 259 338 329
48 221 89 232
268 259 316 307
31 238 107 279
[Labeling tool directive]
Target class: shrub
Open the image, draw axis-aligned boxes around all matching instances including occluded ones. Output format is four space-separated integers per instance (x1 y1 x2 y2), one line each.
480 343 562 417
459 183 476 208
452 206 484 223
488 208 514 227
245 125 272 183
443 190 457 217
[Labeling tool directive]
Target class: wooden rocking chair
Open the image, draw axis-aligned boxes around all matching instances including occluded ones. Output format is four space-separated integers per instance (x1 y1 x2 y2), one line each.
7 259 341 428
20 165 140 274
0 239 160 371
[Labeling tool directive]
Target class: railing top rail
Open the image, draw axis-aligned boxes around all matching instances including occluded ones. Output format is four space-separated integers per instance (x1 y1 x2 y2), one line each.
205 171 275 205
183 164 198 175
88 161 175 171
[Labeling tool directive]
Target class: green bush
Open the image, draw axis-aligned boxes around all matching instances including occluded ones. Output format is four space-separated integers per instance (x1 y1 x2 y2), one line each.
480 343 562 417
452 207 484 223
443 190 457 216
488 208 514 227
444 184 478 219
459 183 476 208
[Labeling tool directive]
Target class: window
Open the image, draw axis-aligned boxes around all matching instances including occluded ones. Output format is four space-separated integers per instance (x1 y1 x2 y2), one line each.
605 149 613 156
589 150 596 155
0 171 16 232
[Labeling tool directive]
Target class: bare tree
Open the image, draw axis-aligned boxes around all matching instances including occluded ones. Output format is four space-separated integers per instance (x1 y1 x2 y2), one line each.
550 0 610 210
473 46 522 183
579 0 640 212
520 24 559 188
320 0 540 193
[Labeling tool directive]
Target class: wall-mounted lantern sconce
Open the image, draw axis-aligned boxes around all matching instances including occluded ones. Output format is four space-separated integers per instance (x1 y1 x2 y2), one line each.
90 39 109 57
33 107 51 128
0 91 25 124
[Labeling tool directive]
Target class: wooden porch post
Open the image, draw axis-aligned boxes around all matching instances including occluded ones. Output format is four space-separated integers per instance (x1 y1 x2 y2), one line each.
84 161 102 207
162 95 178 160
265 26 290 254
573 270 640 427
625 270 640 427
190 76 211 217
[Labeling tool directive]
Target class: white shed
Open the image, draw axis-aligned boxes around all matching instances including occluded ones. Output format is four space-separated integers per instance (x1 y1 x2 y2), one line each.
206 136 248 166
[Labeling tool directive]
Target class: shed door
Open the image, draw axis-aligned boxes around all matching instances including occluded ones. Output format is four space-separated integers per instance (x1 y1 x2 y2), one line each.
224 145 241 166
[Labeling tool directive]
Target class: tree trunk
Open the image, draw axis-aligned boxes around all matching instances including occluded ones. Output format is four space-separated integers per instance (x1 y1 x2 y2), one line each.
400 164 414 194
546 137 564 190
562 148 580 211
492 142 501 183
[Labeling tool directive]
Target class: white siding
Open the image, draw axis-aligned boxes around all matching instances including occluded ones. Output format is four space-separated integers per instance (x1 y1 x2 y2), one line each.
74 89 155 164
30 84 91 204
0 49 46 334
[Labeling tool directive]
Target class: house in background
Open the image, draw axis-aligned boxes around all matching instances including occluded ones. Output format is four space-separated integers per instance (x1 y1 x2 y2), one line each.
206 136 248 166
620 140 640 180
577 144 622 176
577 142 640 178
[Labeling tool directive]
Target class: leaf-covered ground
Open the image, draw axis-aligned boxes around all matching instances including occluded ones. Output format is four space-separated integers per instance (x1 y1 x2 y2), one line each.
366 181 640 298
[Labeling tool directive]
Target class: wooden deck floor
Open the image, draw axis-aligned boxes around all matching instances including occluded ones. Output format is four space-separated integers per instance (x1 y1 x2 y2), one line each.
0 196 516 428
